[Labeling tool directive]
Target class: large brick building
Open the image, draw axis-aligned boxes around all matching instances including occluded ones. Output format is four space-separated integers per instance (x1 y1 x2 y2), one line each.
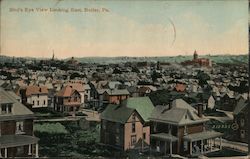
0 88 39 158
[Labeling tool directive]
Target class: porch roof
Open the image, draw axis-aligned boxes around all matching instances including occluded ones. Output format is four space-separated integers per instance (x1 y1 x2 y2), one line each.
0 135 39 148
183 130 223 142
150 133 178 142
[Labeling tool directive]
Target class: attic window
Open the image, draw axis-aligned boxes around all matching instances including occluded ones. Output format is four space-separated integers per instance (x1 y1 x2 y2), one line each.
185 114 188 119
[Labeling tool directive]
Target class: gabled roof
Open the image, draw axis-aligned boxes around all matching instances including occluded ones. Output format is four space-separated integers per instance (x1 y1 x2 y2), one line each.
56 85 80 97
100 104 135 123
26 85 48 96
121 97 154 122
0 89 34 119
105 89 130 96
150 99 208 126
64 83 84 92
233 98 248 115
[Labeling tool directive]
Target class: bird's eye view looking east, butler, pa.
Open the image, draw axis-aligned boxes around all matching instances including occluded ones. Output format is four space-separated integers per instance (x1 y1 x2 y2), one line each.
0 0 249 158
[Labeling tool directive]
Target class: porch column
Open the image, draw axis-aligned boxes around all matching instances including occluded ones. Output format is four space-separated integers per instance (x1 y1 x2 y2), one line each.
210 139 212 151
35 144 39 158
201 140 203 154
170 141 172 156
164 141 167 156
28 144 32 155
0 148 2 158
4 148 7 158
219 137 222 150
190 141 192 155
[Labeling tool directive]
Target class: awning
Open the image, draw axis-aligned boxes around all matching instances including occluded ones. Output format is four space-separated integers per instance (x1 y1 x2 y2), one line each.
183 131 223 142
0 135 39 148
150 133 178 142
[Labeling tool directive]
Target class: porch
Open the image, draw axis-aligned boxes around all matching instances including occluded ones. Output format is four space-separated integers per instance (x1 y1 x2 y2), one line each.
150 133 178 156
0 135 39 158
183 130 223 157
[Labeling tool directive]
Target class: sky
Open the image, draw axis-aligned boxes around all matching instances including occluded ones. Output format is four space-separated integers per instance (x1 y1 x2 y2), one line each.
0 0 248 59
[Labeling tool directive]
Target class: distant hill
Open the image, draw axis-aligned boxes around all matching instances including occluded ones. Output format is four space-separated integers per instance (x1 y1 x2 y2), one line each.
71 54 248 64
1 54 248 64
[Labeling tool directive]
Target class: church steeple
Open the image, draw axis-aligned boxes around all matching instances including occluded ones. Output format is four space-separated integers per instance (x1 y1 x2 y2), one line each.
193 50 198 60
52 50 55 61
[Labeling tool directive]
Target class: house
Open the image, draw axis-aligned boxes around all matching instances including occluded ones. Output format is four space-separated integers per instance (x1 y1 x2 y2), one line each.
220 91 236 111
233 98 248 143
24 85 49 109
84 84 91 102
103 89 130 105
100 97 154 151
65 83 85 107
149 99 223 157
54 85 81 116
0 88 39 158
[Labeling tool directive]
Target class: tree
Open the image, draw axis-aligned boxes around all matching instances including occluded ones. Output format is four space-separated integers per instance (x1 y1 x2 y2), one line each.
197 71 210 87
151 70 162 82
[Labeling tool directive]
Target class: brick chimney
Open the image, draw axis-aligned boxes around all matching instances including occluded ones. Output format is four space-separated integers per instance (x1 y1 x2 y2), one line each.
197 103 203 118
169 98 173 110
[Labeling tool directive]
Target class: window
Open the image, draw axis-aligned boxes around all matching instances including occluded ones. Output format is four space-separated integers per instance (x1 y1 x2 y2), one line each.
184 126 188 135
33 101 34 105
184 141 188 151
102 120 106 129
131 135 137 145
16 121 24 134
241 130 245 139
44 100 46 105
1 105 7 114
132 123 136 133
143 133 146 140
7 105 12 113
37 101 39 106
115 135 120 145
240 119 245 127
37 94 39 98
74 96 77 102
116 123 120 133
132 114 136 121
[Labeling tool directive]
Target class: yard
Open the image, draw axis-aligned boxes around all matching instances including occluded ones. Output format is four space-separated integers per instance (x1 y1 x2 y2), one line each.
34 121 112 157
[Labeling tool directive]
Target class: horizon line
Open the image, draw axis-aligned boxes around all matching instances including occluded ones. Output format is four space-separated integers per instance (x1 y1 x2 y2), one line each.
0 53 248 60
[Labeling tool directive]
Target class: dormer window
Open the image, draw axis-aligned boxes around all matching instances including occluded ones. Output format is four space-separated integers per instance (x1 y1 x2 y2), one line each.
1 105 7 114
1 104 12 114
8 105 12 113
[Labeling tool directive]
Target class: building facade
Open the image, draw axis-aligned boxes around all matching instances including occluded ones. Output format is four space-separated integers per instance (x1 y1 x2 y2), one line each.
0 88 39 158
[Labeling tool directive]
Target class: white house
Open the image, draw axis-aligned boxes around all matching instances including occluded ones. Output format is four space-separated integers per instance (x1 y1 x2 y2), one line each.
25 85 49 108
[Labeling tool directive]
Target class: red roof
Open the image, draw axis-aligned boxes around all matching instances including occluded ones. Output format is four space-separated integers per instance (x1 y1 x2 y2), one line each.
26 85 48 96
56 85 80 97
175 83 186 92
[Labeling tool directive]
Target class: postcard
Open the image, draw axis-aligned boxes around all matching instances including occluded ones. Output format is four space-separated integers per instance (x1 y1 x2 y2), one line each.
0 0 249 158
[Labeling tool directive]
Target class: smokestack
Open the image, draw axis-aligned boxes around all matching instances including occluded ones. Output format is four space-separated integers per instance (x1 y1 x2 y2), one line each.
197 103 203 118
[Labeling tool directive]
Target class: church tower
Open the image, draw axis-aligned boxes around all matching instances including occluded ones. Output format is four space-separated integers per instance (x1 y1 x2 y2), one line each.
193 50 198 60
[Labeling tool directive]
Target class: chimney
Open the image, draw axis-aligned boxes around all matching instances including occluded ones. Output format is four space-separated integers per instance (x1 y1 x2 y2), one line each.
169 98 173 110
197 103 203 118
